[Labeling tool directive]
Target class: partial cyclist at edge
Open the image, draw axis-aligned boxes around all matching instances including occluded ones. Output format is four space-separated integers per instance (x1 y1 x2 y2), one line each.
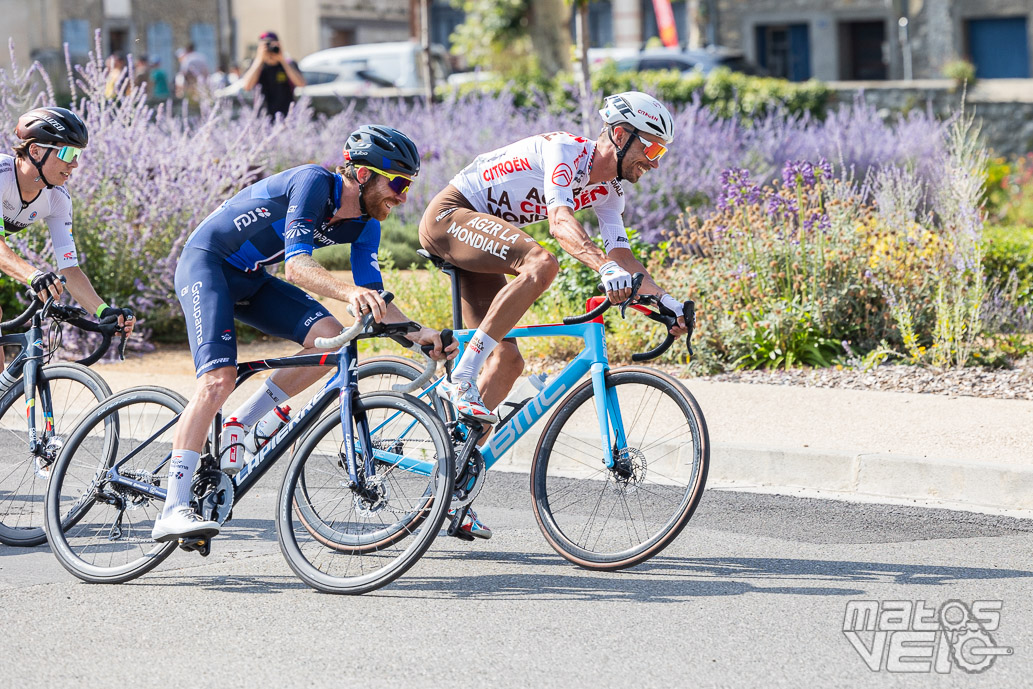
0 107 136 363
419 91 691 539
153 124 455 542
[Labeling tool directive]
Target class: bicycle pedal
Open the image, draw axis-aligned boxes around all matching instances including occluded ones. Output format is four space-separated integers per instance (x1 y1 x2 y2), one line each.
446 508 475 541
448 527 475 542
178 536 212 556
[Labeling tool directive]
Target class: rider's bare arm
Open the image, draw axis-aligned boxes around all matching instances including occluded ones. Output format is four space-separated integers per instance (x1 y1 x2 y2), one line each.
546 206 608 271
606 247 689 335
0 237 40 284
284 254 455 359
59 266 106 315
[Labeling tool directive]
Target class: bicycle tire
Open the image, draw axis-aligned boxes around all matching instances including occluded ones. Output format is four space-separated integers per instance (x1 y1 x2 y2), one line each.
0 363 111 547
530 367 709 570
278 391 453 594
44 386 186 583
357 355 453 423
289 357 452 549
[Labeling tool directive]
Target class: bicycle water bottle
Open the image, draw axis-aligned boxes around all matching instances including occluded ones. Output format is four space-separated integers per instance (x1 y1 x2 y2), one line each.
220 417 246 475
494 373 549 424
245 405 291 454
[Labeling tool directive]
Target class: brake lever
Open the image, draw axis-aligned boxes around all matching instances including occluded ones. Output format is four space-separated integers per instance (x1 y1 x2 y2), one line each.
618 274 646 319
118 328 129 361
684 301 695 357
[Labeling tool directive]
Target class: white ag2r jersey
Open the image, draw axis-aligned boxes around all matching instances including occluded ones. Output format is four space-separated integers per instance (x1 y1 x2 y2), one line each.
449 132 632 252
0 154 79 269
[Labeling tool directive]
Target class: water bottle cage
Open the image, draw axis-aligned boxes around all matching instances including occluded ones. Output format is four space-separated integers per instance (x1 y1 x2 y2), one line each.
219 441 247 459
496 397 533 426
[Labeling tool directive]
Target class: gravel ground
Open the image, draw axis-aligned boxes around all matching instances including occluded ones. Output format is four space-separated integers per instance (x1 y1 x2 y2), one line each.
702 356 1033 401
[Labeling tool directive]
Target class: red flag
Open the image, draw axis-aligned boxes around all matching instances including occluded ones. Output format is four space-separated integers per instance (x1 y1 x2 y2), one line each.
652 0 679 47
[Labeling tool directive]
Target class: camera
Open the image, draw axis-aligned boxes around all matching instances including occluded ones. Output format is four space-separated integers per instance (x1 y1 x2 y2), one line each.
268 44 281 54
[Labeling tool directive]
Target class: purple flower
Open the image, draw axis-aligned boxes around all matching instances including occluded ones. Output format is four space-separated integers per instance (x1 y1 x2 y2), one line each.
782 160 816 190
717 168 761 210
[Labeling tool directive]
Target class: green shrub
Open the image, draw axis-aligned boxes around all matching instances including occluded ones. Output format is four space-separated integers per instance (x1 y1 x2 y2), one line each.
942 59 977 87
983 225 1033 306
442 65 832 122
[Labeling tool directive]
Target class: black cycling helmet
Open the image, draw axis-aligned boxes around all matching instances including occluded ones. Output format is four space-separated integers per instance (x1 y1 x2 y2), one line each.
343 124 420 177
15 107 89 148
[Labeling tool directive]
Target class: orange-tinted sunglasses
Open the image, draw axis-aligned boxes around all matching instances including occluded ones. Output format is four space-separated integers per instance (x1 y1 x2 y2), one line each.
635 133 667 161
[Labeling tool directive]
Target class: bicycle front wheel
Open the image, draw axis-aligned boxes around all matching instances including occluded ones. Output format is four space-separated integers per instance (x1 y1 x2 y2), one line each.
278 391 453 594
44 386 185 583
531 367 709 570
0 363 111 547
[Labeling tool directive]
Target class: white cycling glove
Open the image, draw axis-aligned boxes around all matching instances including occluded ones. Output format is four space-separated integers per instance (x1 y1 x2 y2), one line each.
598 261 632 294
659 293 685 318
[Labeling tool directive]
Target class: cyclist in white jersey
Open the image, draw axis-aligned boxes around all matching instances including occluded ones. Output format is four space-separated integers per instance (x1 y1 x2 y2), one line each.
0 107 135 372
419 91 690 539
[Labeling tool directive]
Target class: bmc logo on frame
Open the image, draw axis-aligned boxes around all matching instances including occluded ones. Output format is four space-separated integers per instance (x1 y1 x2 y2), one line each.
843 599 1012 674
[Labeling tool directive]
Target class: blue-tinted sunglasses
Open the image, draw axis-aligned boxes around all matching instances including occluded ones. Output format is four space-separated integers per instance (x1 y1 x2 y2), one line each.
35 143 84 163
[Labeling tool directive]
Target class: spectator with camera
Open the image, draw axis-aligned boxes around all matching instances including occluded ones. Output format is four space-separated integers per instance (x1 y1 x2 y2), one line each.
242 31 306 119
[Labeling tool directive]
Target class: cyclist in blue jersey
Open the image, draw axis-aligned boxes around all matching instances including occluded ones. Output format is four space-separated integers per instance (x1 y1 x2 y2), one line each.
153 125 454 541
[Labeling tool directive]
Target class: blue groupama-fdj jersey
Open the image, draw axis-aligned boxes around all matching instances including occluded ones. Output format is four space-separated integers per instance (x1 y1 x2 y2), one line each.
185 164 383 287
175 164 384 376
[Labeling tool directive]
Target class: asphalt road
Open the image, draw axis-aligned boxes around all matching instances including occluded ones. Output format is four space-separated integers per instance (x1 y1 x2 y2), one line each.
1 470 1031 688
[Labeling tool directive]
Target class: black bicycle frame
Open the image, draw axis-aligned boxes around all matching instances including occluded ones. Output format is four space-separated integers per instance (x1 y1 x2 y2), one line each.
102 338 368 505
0 312 53 454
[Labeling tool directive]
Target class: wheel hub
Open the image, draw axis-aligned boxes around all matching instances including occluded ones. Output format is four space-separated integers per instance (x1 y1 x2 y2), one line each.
611 446 646 492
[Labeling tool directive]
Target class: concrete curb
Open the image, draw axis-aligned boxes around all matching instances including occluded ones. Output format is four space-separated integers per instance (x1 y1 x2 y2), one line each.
488 435 1033 513
709 443 1033 513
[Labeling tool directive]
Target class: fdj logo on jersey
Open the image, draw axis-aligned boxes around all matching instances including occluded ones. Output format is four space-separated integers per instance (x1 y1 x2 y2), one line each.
233 207 272 230
842 599 1013 674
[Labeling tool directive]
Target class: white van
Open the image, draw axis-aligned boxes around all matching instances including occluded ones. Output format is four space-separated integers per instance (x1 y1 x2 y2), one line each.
296 40 452 98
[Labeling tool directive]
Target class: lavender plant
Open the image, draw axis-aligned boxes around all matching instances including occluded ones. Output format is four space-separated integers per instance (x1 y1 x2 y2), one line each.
0 36 965 362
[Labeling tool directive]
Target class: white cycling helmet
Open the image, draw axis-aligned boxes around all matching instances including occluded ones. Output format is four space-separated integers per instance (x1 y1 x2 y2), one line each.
599 91 674 144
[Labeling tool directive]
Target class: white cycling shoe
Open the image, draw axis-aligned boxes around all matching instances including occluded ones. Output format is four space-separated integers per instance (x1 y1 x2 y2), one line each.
438 379 498 424
152 505 220 542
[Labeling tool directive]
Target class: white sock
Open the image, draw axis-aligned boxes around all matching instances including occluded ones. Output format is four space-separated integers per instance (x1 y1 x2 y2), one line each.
230 378 289 427
451 329 499 382
162 449 201 516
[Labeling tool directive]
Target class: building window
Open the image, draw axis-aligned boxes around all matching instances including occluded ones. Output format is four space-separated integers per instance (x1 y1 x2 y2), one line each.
838 20 887 80
147 22 174 80
966 17 1030 78
570 0 614 47
62 19 92 62
190 23 217 71
755 23 811 81
431 0 465 49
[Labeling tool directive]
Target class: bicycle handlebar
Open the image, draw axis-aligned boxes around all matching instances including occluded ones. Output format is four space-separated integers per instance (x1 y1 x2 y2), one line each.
562 273 696 363
0 295 41 331
312 293 449 391
391 329 453 393
1 284 128 364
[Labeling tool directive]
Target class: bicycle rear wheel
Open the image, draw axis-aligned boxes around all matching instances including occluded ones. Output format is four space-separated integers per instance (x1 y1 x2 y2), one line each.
0 363 111 547
44 386 185 583
358 355 452 423
531 367 709 570
278 391 453 594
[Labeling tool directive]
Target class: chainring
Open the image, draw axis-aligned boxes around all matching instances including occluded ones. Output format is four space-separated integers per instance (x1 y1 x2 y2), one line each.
191 470 235 525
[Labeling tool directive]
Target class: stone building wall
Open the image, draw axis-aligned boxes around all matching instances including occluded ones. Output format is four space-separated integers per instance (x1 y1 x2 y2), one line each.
830 81 1033 156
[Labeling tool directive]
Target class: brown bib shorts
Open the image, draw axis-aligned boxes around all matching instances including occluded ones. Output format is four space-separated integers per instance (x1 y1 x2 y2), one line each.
418 185 543 330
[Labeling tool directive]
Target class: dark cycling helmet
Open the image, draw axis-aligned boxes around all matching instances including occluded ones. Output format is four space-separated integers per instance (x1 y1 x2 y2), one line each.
343 124 420 177
15 107 89 148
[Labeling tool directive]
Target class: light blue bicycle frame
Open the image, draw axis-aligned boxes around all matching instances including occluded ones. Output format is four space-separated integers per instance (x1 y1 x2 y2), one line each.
397 316 622 476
